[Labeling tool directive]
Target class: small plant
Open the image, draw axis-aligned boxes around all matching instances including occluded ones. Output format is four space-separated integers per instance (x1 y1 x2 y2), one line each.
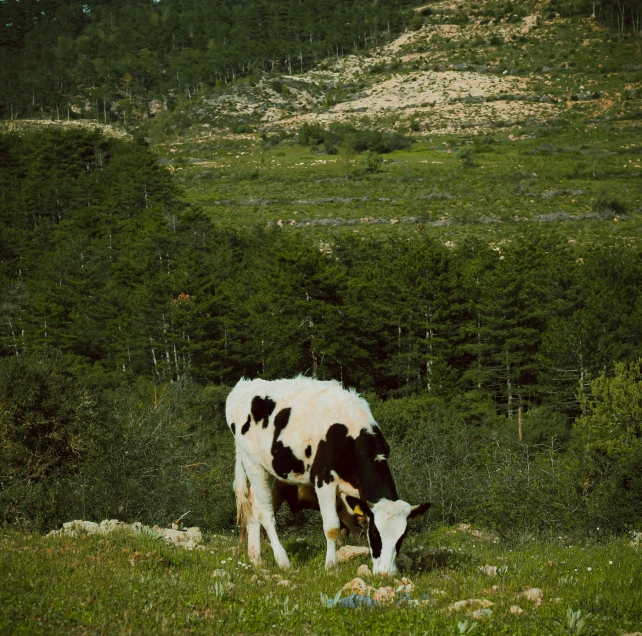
458 620 478 634
457 147 476 168
566 608 587 635
281 596 299 617
320 590 342 608
211 581 227 600
365 150 383 173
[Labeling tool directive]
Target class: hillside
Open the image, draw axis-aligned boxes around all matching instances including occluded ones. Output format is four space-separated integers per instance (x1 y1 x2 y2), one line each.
130 0 642 238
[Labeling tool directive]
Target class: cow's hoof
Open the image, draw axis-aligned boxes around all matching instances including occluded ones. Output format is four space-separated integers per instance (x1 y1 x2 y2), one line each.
274 548 291 570
325 558 339 571
276 558 291 570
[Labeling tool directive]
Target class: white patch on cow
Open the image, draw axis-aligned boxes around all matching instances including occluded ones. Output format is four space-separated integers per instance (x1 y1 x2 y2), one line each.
374 454 387 462
370 499 413 576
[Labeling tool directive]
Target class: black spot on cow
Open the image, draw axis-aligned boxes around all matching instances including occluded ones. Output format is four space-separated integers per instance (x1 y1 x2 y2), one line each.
368 520 382 558
251 395 276 428
230 422 236 436
395 529 408 554
310 423 397 502
271 408 305 479
356 426 397 502
310 424 357 489
305 445 312 458
241 415 251 435
274 408 291 431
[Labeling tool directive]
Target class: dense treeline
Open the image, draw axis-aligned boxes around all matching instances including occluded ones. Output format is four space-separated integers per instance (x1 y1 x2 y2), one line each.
0 0 413 123
3 129 642 416
546 0 642 32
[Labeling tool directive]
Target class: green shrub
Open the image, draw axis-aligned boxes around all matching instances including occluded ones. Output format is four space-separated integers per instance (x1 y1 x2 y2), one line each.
270 79 284 94
0 352 108 530
374 394 585 534
230 123 253 134
575 360 642 531
299 123 411 154
592 192 627 215
298 122 325 146
0 353 236 533
457 147 476 167
409 14 424 30
364 150 383 173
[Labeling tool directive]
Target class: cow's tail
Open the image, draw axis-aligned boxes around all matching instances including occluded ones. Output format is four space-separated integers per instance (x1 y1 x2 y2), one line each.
234 449 252 532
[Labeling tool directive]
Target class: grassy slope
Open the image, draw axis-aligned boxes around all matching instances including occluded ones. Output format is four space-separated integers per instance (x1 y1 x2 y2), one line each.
1 526 640 635
149 0 641 244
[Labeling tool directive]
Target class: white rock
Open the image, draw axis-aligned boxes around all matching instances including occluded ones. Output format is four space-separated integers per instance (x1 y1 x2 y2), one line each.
373 586 396 604
63 520 83 531
211 569 230 579
520 588 544 603
356 564 372 579
471 608 492 619
509 605 524 614
81 521 99 533
447 599 494 613
343 578 368 595
479 565 498 576
336 545 370 562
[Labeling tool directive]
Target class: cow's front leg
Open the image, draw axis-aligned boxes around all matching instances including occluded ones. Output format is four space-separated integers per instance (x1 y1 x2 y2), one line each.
316 480 340 570
244 460 291 569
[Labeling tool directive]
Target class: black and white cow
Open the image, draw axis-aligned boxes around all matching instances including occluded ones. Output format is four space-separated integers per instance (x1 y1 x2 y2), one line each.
226 376 430 575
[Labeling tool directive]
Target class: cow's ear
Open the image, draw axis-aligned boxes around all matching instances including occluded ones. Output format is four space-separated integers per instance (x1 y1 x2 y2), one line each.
346 495 373 518
408 502 431 519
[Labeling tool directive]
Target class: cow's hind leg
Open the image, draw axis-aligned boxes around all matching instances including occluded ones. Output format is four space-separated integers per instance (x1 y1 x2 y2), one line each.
316 480 340 570
243 459 291 569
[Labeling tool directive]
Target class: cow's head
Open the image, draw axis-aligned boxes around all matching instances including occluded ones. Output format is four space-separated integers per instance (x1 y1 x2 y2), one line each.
346 496 430 576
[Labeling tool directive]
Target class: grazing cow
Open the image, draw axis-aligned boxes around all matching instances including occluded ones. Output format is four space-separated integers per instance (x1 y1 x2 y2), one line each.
226 376 430 575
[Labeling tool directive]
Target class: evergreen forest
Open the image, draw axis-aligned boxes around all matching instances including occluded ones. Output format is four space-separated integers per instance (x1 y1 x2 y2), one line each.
1 0 414 122
1 128 641 538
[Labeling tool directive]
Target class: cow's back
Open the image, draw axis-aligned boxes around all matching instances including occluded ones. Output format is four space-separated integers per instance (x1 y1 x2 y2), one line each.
226 376 377 484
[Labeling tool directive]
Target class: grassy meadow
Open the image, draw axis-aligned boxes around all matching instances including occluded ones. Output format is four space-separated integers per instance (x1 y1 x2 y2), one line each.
165 125 642 246
2 524 641 635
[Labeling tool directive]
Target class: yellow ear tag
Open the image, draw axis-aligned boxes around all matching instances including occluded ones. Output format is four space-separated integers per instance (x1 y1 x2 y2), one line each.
353 505 364 516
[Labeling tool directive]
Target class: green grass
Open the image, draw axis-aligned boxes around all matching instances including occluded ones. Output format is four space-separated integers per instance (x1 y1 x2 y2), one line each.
2 526 641 634
157 123 642 246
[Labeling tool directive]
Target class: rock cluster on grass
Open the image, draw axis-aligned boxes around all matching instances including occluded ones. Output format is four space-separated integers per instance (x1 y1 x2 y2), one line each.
519 587 544 606
46 519 204 550
323 572 426 609
446 598 495 620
